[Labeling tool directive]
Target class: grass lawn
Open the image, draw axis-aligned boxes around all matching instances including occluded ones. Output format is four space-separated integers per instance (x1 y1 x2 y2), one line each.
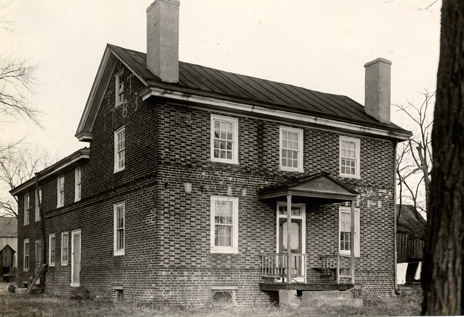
0 289 422 317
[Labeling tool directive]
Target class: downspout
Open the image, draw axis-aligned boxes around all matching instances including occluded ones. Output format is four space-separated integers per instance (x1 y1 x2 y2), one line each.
35 173 47 289
393 142 399 295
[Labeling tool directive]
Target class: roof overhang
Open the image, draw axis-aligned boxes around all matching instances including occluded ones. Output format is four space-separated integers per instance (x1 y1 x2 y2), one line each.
75 45 149 142
10 148 90 196
141 87 411 141
258 172 359 201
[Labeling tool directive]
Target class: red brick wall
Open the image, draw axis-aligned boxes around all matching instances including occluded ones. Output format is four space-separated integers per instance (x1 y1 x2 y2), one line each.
17 61 397 304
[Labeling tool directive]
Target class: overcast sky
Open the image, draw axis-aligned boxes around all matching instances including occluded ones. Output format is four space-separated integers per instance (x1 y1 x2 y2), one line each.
2 0 441 163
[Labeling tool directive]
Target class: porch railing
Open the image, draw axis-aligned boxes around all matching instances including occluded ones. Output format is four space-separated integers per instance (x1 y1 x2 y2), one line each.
260 253 307 282
320 254 355 284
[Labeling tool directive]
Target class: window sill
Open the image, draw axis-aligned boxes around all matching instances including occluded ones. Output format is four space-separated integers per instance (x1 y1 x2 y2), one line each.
114 168 125 174
210 248 239 254
279 167 304 173
339 174 361 180
70 283 80 288
210 159 239 165
114 250 125 257
61 262 68 267
49 264 55 267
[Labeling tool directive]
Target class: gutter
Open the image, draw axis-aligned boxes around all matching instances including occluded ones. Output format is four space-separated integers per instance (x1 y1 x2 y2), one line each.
393 141 399 294
10 149 90 196
141 87 412 141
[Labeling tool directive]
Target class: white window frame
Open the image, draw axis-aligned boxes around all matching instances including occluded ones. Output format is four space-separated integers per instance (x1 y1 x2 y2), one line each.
279 126 304 172
210 114 239 165
115 70 124 107
114 126 126 173
339 136 361 179
35 187 42 222
210 196 239 254
49 233 56 267
74 167 81 202
57 175 65 208
61 232 69 266
338 207 360 257
24 193 30 226
113 202 125 256
23 239 29 272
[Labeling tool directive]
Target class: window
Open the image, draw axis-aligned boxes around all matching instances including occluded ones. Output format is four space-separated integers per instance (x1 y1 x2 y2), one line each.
115 71 124 107
279 126 303 172
210 196 239 254
211 287 237 306
24 193 31 226
49 234 56 267
339 207 360 257
35 187 42 222
114 126 125 173
75 167 81 202
23 239 29 272
57 175 65 208
339 136 361 178
61 232 69 266
210 115 239 164
114 202 125 256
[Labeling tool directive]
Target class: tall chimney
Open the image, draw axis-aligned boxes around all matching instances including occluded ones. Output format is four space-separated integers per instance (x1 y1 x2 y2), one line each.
364 58 391 123
146 0 180 83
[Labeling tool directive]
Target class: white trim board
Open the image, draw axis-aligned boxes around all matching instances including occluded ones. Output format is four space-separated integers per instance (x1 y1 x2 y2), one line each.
141 87 410 141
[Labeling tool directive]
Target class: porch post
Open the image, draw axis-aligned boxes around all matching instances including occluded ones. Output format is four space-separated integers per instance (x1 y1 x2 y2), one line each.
350 200 355 284
286 194 292 283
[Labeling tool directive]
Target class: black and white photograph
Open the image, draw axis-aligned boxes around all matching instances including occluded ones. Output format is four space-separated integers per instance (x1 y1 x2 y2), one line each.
1 0 462 316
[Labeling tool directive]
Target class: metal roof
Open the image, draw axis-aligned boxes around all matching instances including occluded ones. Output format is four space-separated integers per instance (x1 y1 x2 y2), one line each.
109 44 410 135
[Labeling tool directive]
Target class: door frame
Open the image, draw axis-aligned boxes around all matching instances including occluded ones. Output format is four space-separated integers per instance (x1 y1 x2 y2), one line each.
70 229 81 287
275 201 306 282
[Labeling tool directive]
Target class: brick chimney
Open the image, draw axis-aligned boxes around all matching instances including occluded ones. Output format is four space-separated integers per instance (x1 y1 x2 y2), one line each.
364 58 392 123
146 0 180 83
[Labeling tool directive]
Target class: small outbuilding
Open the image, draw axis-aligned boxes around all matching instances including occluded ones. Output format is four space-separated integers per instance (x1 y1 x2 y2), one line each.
396 204 426 284
0 244 16 282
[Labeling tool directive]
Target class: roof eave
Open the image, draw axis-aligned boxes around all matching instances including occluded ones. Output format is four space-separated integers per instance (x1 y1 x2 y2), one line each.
141 86 411 141
10 149 90 196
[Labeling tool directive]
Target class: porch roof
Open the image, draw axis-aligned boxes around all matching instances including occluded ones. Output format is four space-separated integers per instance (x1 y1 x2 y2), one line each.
258 172 359 201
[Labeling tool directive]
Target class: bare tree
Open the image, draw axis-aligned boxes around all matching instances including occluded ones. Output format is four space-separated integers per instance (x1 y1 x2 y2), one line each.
422 0 464 314
0 147 50 218
0 57 40 126
395 90 434 218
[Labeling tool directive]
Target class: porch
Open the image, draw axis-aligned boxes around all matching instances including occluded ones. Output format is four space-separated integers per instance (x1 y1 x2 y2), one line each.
257 172 359 292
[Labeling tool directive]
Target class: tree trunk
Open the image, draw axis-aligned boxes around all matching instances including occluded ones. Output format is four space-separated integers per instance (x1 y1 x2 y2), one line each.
421 1 464 315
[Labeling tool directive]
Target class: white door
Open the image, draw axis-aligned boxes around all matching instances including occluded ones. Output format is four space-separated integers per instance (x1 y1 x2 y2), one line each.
34 240 41 283
276 202 306 282
71 230 81 287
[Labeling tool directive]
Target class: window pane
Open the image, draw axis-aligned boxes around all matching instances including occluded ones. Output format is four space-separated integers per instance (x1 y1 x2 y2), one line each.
215 225 232 247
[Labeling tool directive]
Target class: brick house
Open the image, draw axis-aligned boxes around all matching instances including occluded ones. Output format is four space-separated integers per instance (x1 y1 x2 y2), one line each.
11 0 411 306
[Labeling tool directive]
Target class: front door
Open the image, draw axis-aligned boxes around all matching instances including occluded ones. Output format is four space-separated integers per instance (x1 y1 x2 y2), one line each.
34 240 41 276
276 203 306 282
71 230 81 287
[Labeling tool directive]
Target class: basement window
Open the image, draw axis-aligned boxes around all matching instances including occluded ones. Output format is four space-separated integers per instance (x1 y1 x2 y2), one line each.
113 287 124 302
211 287 237 306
